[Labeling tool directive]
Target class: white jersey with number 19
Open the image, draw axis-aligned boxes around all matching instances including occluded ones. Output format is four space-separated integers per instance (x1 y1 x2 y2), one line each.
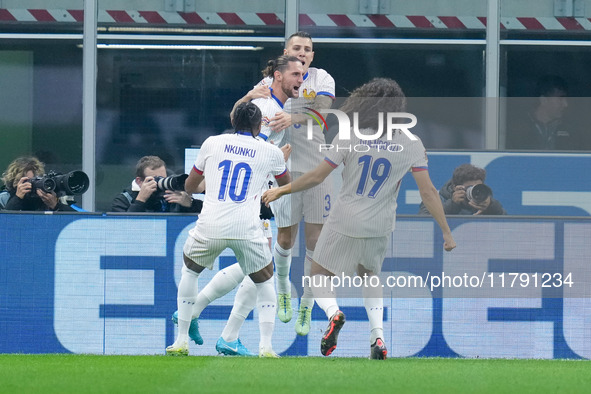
324 130 428 238
191 132 287 239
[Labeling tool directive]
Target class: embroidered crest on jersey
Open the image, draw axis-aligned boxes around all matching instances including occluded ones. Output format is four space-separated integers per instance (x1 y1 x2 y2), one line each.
302 88 316 99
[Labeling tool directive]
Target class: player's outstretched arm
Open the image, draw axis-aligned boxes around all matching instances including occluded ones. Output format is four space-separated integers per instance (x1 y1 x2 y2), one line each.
289 95 335 127
311 95 334 111
229 85 271 124
262 160 334 205
413 170 456 252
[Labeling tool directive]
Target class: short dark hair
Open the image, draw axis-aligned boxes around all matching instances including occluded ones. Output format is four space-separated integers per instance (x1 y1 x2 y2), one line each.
262 55 301 78
286 31 312 47
452 163 486 186
136 156 165 178
535 75 568 97
233 102 262 135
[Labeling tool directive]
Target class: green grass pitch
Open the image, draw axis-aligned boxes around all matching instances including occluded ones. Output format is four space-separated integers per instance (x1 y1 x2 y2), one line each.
1 355 590 393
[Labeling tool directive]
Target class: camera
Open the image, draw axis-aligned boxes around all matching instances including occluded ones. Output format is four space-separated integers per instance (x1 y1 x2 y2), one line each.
465 184 492 204
153 174 188 192
29 171 90 196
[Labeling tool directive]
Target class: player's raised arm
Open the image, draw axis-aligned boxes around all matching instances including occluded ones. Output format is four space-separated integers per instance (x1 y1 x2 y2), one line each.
229 85 271 124
413 169 456 252
311 95 334 111
263 160 333 205
276 91 335 132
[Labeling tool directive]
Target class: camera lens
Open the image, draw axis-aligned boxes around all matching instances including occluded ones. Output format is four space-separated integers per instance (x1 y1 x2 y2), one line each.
466 184 492 204
59 171 90 195
30 176 56 193
154 174 187 192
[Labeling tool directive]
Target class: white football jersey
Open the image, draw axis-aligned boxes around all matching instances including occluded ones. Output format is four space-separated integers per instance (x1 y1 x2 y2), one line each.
252 90 287 147
324 130 428 237
259 68 336 173
191 132 287 239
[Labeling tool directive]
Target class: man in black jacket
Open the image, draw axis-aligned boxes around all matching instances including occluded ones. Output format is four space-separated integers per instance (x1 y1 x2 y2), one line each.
418 163 506 215
506 75 576 150
111 155 202 213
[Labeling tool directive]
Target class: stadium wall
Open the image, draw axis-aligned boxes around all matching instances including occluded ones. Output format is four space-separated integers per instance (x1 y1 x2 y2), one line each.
1 212 589 359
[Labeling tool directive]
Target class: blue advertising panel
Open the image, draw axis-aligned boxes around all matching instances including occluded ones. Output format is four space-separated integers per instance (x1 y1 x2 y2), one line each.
1 212 590 358
186 149 591 216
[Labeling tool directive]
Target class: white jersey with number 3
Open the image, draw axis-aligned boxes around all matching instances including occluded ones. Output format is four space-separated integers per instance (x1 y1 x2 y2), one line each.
191 132 287 239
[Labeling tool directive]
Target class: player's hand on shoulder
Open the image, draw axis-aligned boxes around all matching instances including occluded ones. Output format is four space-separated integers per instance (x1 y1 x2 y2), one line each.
249 85 271 100
270 111 292 132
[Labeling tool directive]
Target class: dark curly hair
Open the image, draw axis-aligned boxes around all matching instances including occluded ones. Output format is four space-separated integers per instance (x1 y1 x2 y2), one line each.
339 78 407 131
451 164 486 186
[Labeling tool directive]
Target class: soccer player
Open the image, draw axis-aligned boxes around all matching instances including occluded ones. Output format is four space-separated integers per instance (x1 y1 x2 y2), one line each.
232 31 336 335
170 55 304 356
262 78 457 359
166 102 291 357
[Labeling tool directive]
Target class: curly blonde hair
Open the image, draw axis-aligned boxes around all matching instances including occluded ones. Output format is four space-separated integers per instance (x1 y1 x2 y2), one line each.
1 156 45 192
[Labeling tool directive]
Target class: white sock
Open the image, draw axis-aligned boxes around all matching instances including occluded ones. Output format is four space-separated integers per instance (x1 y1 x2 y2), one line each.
370 328 384 345
176 265 200 344
363 283 384 344
274 242 292 294
310 274 339 319
299 250 315 309
255 277 276 350
192 263 245 318
221 277 257 342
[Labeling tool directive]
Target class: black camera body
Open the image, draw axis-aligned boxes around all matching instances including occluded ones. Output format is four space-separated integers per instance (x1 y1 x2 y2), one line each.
153 174 188 192
29 170 90 196
465 183 492 204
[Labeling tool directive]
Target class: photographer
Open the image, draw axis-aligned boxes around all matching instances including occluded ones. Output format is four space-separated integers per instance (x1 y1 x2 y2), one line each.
111 155 202 213
0 156 75 212
418 163 506 215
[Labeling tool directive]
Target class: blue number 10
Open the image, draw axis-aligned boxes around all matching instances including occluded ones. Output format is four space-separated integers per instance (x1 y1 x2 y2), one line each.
218 160 252 202
356 155 391 198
